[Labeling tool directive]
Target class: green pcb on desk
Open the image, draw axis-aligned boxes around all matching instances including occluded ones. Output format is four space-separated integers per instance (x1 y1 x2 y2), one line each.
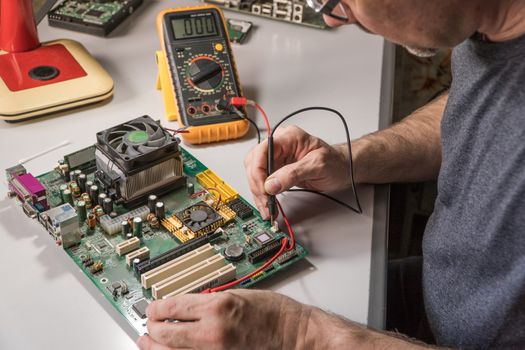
34 147 307 335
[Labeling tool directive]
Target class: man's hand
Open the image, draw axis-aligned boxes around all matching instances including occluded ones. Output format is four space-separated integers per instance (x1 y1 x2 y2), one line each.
136 290 312 350
244 125 351 220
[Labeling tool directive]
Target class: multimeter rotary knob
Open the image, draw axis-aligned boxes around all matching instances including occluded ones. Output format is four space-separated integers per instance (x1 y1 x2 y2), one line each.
188 57 223 91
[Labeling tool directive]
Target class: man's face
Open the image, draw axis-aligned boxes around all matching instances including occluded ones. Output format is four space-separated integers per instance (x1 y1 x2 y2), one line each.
324 0 480 55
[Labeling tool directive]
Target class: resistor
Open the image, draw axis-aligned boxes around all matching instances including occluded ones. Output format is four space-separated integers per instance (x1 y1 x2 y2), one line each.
133 217 142 237
102 197 113 214
147 194 157 213
87 213 97 229
89 185 99 203
98 193 107 207
77 174 87 193
76 200 87 222
155 201 165 220
63 189 73 206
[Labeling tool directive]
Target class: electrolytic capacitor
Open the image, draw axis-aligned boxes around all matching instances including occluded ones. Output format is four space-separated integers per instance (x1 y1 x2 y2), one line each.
87 213 97 229
70 171 77 183
187 182 194 196
102 197 113 214
121 220 130 237
59 184 68 203
155 201 165 220
98 193 107 207
147 194 157 213
85 180 94 190
89 185 99 203
74 170 82 180
133 217 142 237
63 189 73 206
77 174 87 193
76 200 87 222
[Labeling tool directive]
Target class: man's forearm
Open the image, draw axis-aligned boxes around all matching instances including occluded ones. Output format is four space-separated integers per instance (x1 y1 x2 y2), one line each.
345 92 448 184
302 306 448 350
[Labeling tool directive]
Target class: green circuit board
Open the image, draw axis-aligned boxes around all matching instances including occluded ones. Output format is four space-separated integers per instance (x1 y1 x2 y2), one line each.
47 0 143 36
32 147 307 335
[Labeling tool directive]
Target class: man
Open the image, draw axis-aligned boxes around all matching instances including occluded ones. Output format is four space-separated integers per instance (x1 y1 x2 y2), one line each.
137 0 525 348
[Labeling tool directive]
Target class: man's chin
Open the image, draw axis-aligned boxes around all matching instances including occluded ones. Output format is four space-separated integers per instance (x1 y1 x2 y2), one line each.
405 46 439 58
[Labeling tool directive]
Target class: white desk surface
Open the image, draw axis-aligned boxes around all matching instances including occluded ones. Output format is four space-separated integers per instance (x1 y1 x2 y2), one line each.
0 1 390 349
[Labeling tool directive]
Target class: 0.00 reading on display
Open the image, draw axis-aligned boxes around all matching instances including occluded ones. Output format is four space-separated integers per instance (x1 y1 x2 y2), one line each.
172 15 217 40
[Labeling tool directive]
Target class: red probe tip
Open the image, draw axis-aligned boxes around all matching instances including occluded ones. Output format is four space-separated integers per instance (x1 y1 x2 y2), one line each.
230 97 247 107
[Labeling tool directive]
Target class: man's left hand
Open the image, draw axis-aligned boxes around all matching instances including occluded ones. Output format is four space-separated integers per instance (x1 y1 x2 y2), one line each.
136 289 311 350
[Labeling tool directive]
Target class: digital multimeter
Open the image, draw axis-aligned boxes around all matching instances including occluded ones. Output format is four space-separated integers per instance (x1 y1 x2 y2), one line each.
156 5 249 144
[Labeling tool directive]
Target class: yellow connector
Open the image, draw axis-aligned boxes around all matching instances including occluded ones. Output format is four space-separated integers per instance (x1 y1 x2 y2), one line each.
196 169 238 203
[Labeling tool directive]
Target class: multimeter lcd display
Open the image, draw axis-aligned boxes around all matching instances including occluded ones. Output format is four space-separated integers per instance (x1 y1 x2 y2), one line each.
172 14 217 39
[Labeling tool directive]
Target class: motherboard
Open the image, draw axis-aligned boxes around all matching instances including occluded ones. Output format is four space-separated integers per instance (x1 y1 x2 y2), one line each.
6 116 306 335
203 0 328 29
48 0 143 36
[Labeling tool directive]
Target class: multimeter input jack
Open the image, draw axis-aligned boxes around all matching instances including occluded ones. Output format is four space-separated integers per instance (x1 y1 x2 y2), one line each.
187 106 197 115
201 104 211 114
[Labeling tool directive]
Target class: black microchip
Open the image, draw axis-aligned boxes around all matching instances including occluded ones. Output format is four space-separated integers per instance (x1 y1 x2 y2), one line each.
132 299 149 319
86 9 104 18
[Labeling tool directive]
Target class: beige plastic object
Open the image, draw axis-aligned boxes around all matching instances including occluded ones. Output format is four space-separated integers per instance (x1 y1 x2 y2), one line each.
141 243 215 289
0 39 113 121
116 236 140 256
152 254 226 299
126 246 150 266
163 264 236 299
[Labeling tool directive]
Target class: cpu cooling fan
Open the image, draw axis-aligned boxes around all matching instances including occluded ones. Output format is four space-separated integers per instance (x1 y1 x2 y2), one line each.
108 120 168 157
176 202 223 234
96 115 178 171
94 115 185 207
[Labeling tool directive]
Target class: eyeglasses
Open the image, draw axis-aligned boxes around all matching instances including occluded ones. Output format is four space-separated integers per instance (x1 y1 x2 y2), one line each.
306 0 348 22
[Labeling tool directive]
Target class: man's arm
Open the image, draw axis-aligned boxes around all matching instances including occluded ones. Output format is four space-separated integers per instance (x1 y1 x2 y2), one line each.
348 92 448 184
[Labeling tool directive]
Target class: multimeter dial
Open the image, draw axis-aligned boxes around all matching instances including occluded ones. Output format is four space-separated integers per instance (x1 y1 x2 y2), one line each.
188 57 224 91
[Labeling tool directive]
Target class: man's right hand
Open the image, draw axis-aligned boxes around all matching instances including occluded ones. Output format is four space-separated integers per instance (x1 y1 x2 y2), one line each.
244 125 351 220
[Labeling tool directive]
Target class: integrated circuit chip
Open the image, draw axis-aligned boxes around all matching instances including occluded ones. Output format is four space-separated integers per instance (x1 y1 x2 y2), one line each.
132 299 149 319
254 232 272 245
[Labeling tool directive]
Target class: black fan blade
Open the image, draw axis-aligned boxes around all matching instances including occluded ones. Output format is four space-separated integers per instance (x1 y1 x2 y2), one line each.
115 142 127 154
126 146 141 157
141 122 154 135
109 136 124 148
137 145 158 153
122 123 140 131
149 125 165 141
146 136 167 148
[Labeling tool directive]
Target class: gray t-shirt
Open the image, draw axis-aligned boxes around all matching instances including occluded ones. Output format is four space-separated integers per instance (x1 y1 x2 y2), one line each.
423 33 525 349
